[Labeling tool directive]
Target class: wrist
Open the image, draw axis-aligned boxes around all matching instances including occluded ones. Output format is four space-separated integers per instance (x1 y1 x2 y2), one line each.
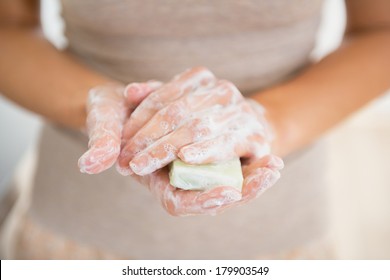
251 85 296 158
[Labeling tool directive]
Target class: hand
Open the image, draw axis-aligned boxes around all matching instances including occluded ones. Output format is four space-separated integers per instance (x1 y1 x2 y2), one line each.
78 82 161 174
117 67 284 216
138 154 283 216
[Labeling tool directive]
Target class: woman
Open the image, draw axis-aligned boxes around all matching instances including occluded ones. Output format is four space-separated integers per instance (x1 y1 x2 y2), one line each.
0 0 389 259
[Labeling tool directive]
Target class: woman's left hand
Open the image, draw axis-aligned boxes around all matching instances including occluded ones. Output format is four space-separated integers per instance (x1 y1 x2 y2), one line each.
78 81 161 174
117 67 284 216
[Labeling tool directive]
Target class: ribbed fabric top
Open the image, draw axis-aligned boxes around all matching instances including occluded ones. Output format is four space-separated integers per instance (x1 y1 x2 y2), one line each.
61 0 323 93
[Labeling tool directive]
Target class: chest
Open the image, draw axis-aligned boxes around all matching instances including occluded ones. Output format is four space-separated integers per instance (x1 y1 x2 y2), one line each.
61 0 324 36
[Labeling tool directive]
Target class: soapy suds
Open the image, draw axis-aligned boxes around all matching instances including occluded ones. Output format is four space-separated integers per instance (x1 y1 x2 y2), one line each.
130 98 271 174
119 68 218 168
177 102 270 164
119 68 278 204
130 142 178 176
79 85 128 174
160 121 170 131
124 81 163 106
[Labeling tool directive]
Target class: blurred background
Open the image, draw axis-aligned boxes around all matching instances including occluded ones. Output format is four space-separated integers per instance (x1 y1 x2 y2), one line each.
0 0 389 259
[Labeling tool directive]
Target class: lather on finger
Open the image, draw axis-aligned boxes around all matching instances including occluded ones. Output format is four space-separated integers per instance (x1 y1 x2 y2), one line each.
178 108 270 164
241 154 283 201
128 117 212 175
121 67 216 142
128 103 252 175
117 67 216 174
128 102 247 175
118 80 243 170
178 133 268 165
146 169 242 216
79 83 157 174
78 85 127 174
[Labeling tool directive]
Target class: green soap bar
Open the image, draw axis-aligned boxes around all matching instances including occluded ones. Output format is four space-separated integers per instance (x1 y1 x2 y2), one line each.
169 158 243 191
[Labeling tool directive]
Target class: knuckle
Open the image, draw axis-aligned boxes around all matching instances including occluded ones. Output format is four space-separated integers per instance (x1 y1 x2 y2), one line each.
157 102 186 128
219 80 243 103
163 101 185 117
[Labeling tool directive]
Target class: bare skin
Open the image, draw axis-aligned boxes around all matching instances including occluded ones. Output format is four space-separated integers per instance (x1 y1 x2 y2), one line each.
0 0 389 215
0 0 114 129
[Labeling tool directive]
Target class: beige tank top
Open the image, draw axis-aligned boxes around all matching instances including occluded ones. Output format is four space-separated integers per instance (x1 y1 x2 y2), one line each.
28 0 329 259
62 0 323 93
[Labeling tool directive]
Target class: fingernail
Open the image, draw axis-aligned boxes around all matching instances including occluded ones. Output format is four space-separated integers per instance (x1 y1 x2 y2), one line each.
178 148 208 165
129 154 149 175
115 163 133 176
178 148 196 163
78 154 90 173
79 165 87 174
271 156 284 169
78 159 93 174
124 83 142 98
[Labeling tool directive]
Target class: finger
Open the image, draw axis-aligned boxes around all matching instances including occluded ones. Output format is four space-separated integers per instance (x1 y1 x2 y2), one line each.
78 85 127 174
244 153 284 170
124 80 162 108
118 80 243 168
178 106 269 164
246 98 275 142
178 134 268 164
117 101 187 175
118 67 215 175
147 169 242 216
240 154 283 201
129 117 212 175
128 103 252 175
105 81 162 176
121 67 216 142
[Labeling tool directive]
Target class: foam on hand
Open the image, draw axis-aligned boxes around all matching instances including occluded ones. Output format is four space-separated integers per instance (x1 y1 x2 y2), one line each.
169 158 243 191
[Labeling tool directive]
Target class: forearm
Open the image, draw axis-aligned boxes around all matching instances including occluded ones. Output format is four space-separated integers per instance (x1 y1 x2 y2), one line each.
254 30 390 157
0 26 115 129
